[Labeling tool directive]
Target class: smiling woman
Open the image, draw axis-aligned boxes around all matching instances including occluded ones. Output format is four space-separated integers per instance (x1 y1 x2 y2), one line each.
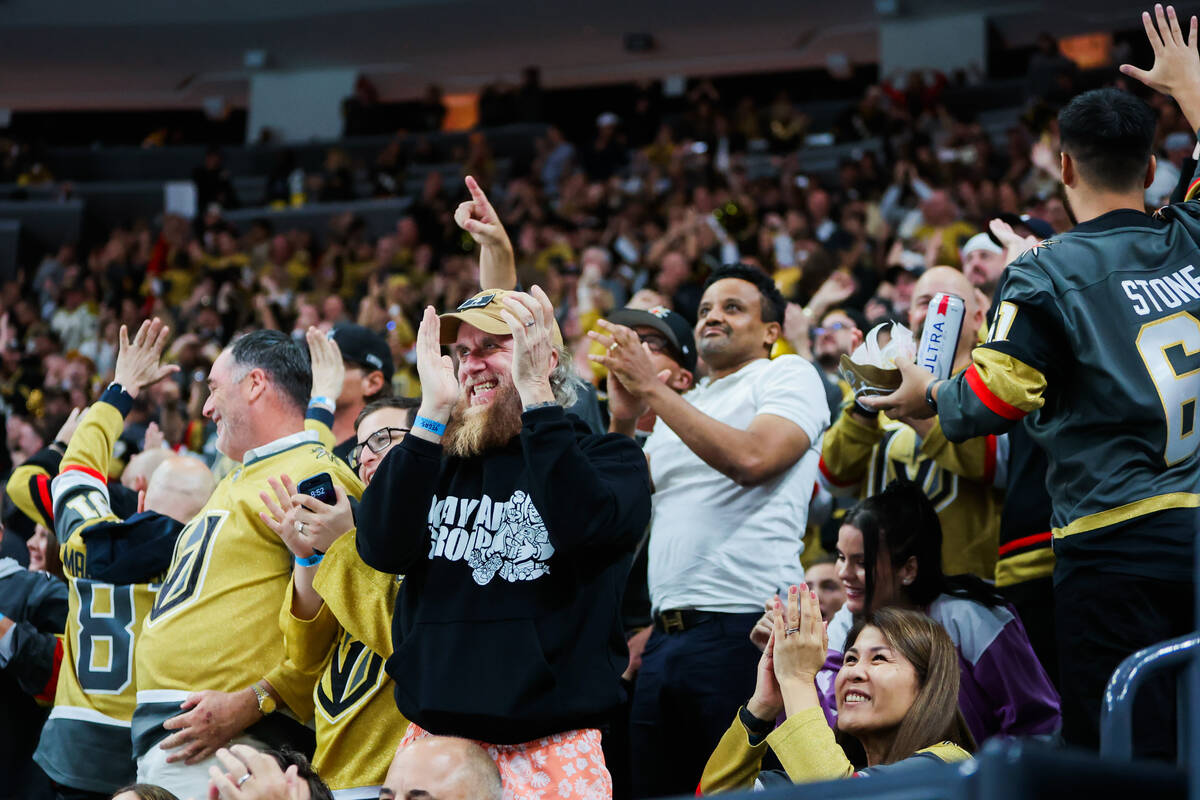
699 604 973 792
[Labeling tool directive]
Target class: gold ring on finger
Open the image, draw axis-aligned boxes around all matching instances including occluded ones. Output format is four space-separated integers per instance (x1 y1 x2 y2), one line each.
608 341 620 352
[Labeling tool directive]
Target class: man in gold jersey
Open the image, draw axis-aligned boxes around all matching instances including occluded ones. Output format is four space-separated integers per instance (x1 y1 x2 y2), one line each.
260 328 413 799
131 328 362 799
35 319 215 798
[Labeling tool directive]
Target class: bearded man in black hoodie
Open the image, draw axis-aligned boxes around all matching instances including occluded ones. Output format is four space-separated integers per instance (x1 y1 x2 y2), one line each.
357 286 651 799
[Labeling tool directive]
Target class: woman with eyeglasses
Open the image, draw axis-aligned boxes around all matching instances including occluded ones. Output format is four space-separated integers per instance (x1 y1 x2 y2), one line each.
260 332 420 799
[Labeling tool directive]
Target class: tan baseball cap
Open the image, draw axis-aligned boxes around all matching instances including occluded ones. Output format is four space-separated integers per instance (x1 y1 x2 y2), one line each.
439 290 564 346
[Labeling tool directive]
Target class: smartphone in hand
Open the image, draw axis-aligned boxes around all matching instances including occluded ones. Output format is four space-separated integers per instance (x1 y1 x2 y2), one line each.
296 472 337 506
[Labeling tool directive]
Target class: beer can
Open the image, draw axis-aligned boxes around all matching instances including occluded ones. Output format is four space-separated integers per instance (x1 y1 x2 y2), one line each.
915 293 964 380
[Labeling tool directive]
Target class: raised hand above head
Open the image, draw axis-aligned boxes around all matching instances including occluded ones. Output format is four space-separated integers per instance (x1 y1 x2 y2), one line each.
454 175 510 249
1121 5 1200 130
113 317 179 399
305 326 345 402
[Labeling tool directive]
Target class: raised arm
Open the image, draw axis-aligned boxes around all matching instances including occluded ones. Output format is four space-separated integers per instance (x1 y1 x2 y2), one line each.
455 175 517 291
1121 5 1200 136
303 326 345 450
357 305 456 572
54 319 178 548
5 409 83 530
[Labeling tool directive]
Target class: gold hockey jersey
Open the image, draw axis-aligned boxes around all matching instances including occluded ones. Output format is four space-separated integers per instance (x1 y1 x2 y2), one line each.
818 406 1003 581
132 430 362 758
281 529 407 796
35 400 173 793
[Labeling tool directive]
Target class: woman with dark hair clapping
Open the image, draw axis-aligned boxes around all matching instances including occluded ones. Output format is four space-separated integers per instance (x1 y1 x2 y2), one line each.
701 588 973 791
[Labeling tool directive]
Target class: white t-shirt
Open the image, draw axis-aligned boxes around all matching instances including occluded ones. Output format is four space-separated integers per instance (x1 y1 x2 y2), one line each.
644 355 830 613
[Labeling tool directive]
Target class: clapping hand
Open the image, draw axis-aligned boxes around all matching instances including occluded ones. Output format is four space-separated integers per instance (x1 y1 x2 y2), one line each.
413 306 460 430
588 320 671 401
305 326 345 402
113 318 179 399
498 287 559 407
771 584 829 686
750 596 777 652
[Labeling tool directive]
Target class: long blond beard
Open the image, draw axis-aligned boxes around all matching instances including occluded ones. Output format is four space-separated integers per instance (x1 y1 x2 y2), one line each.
442 379 525 458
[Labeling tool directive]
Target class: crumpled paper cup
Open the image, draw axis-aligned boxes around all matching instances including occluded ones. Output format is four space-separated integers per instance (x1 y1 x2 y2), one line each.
838 322 915 398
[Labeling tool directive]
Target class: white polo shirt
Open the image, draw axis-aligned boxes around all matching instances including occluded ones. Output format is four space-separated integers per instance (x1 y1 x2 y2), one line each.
645 354 830 614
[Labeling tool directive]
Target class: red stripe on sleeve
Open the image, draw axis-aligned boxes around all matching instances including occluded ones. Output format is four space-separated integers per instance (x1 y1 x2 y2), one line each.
998 531 1053 557
983 434 997 485
964 365 1027 421
34 474 53 522
35 637 63 704
818 456 859 488
61 464 106 484
1188 176 1200 199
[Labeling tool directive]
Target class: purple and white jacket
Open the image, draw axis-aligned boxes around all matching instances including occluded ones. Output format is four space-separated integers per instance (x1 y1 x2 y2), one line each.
818 594 1061 744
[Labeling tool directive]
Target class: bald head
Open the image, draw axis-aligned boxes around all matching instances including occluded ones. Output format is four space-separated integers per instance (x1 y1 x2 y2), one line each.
383 737 502 800
909 266 986 367
143 456 216 523
122 447 173 493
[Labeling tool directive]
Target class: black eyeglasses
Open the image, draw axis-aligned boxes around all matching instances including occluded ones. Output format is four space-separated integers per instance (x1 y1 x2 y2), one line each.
637 332 671 354
349 427 410 470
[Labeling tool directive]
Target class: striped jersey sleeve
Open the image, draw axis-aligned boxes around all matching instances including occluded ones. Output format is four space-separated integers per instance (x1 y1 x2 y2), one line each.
939 262 1065 442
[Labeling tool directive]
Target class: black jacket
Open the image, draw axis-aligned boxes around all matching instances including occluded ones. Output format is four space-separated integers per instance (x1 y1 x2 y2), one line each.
357 405 651 744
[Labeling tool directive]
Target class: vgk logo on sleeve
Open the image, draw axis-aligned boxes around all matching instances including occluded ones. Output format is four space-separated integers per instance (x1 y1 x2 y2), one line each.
426 491 554 585
316 632 386 722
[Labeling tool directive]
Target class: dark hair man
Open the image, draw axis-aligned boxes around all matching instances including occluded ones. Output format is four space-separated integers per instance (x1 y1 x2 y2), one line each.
868 5 1200 759
603 305 697 441
132 329 361 798
356 287 650 798
594 263 830 798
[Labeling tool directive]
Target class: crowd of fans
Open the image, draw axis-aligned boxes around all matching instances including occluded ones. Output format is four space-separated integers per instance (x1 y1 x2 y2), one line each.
1 8 1198 800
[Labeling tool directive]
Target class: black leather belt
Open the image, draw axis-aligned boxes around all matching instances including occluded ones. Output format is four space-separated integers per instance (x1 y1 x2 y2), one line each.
654 609 718 634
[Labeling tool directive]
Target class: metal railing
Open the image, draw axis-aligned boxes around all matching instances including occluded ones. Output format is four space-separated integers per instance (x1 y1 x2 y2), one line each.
1099 633 1200 762
1099 523 1200 800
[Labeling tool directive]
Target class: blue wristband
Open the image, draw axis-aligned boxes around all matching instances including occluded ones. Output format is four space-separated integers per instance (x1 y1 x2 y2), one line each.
309 396 336 409
296 553 324 567
415 415 447 436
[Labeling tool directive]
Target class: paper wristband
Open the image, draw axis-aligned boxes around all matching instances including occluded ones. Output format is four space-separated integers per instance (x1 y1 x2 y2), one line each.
415 416 446 436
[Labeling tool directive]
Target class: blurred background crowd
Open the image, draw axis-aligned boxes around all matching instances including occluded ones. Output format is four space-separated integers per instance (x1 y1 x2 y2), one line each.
4 29 1186 481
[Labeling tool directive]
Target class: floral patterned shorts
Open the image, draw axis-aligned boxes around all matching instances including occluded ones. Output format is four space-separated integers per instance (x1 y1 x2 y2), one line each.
399 722 612 800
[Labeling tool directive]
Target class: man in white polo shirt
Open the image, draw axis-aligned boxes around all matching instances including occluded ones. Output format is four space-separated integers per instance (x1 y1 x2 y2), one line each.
594 263 829 799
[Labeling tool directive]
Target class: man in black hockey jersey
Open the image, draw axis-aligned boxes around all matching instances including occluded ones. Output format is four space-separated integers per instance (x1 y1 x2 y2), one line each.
356 287 650 798
868 4 1200 758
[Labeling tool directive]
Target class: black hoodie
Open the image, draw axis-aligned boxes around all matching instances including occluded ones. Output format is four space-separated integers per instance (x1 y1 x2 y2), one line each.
357 405 651 744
